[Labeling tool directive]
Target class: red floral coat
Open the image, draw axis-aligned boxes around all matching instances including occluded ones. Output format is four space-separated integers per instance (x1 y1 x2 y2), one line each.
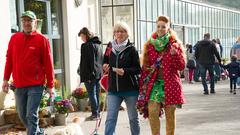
139 34 186 105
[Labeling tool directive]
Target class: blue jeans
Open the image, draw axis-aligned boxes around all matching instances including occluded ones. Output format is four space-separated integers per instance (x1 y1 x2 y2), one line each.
214 63 221 81
199 64 215 92
105 95 140 135
194 62 200 82
84 79 100 116
15 85 44 135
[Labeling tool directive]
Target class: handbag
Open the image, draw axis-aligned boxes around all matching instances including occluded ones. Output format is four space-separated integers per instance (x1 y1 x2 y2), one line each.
100 74 108 92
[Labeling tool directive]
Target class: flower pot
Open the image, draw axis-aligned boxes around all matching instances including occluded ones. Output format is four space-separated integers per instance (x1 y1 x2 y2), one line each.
54 113 68 126
79 98 88 111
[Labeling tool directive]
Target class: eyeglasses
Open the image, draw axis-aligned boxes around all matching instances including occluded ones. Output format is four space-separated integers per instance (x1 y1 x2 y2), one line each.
115 30 126 33
21 19 34 23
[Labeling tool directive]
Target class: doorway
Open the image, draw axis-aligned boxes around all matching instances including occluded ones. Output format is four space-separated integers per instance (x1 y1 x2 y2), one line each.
19 0 66 97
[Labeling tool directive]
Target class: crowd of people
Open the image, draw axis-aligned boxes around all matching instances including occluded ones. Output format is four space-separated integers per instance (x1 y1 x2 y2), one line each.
186 33 240 95
2 10 240 135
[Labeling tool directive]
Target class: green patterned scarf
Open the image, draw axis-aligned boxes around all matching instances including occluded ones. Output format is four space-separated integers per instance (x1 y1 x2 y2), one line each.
150 32 170 52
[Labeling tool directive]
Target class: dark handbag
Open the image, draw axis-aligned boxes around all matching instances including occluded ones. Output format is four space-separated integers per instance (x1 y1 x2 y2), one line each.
187 59 196 69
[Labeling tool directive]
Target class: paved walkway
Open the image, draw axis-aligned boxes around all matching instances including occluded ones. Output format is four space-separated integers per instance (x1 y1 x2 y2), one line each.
2 79 240 135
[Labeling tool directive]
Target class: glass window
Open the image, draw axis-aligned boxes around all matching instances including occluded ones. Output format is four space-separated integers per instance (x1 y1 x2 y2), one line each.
146 0 152 21
113 6 134 41
195 5 199 25
51 0 62 37
206 7 209 27
174 0 179 23
199 6 203 26
170 0 175 23
192 4 196 25
101 0 112 6
202 6 206 26
158 0 163 16
113 0 133 5
178 2 183 24
101 7 113 44
140 22 147 52
152 0 158 21
189 4 193 24
182 2 187 24
9 0 19 33
139 0 146 20
219 10 223 27
55 74 64 96
137 21 141 52
52 39 63 69
147 22 153 39
163 0 168 16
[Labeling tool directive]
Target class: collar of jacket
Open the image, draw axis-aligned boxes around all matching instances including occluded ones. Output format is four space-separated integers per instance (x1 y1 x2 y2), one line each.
22 30 39 36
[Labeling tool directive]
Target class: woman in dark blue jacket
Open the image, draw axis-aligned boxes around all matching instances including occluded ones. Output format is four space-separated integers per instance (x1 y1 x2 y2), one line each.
103 22 141 135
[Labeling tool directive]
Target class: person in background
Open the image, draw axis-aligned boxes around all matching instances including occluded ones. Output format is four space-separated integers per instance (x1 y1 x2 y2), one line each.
216 38 223 58
78 27 103 120
230 36 240 60
222 55 240 94
2 11 54 135
212 39 221 81
193 42 201 82
186 44 196 84
138 15 186 135
230 36 240 86
195 33 221 95
103 22 141 135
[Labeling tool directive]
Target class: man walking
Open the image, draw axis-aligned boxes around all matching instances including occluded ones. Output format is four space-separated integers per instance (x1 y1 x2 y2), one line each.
2 11 54 134
195 33 221 94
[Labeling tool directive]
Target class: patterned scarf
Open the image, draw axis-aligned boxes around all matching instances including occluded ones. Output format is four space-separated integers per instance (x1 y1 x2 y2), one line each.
112 39 128 52
150 32 170 52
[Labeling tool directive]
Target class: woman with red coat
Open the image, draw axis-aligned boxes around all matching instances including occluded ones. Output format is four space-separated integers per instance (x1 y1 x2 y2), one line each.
137 16 186 135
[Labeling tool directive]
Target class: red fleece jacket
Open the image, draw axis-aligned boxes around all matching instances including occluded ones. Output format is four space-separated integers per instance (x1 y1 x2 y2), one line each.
4 31 54 88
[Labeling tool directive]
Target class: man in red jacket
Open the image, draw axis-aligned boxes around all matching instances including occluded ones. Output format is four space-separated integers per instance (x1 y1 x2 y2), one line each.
2 11 54 135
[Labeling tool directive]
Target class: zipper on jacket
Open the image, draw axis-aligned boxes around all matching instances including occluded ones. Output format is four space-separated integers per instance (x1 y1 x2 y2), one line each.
114 45 132 92
116 53 119 92
130 75 135 86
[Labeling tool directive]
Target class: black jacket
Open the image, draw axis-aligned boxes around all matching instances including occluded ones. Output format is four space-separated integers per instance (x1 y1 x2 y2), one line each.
80 36 103 82
195 39 221 65
103 41 141 92
223 61 240 79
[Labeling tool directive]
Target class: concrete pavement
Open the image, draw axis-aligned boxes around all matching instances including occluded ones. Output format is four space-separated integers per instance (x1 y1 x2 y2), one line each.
3 79 240 135
50 79 240 135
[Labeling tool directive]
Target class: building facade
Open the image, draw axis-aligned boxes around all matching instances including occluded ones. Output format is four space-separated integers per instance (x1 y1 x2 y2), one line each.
137 0 240 57
0 0 240 97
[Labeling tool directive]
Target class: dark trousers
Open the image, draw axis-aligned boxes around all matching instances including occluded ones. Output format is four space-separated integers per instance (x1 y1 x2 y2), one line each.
199 64 215 92
230 78 237 90
84 79 100 117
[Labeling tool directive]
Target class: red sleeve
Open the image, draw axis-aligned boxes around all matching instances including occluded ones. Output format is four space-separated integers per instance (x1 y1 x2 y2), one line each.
42 37 54 88
4 36 14 81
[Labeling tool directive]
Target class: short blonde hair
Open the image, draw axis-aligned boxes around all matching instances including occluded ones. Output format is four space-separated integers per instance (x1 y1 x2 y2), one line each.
113 21 131 38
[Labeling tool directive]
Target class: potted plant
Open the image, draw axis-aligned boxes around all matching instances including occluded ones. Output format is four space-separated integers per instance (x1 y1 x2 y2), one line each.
54 99 74 125
72 87 88 111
